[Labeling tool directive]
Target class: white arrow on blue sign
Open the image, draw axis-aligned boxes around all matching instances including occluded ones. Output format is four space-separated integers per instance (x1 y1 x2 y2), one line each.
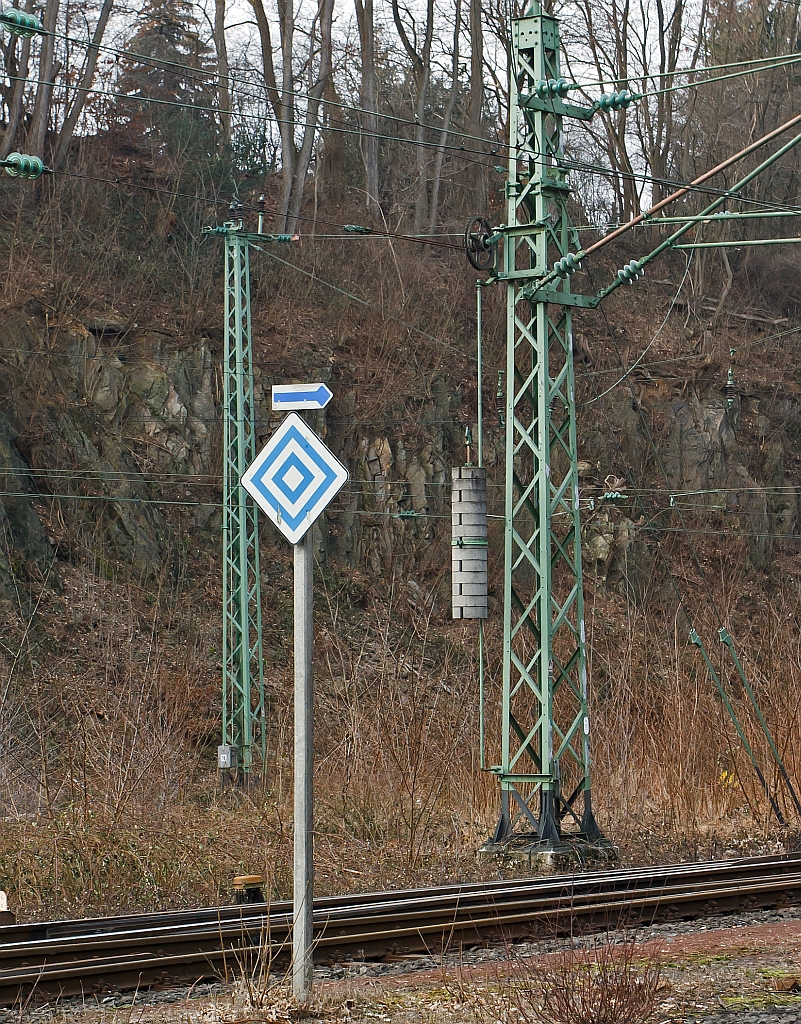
271 382 333 411
241 412 348 544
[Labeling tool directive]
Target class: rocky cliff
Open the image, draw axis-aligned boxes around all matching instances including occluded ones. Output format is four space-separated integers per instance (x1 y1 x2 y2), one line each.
0 292 799 617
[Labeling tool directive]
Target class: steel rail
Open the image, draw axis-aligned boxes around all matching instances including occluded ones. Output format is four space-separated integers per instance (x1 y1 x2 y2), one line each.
1 854 800 1005
2 851 792 944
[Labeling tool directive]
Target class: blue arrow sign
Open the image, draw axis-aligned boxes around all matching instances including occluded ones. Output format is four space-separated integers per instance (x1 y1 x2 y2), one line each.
241 412 348 544
272 382 333 411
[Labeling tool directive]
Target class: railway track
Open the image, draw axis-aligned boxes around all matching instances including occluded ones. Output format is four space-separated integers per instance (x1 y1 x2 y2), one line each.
1 852 801 1006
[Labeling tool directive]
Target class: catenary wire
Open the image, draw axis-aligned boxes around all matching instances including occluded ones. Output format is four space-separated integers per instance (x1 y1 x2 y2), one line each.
559 158 801 218
258 248 468 357
48 158 801 264
43 24 505 153
582 254 693 405
9 73 499 163
567 50 801 89
14 487 801 539
53 167 464 251
11 47 801 206
37 22 801 158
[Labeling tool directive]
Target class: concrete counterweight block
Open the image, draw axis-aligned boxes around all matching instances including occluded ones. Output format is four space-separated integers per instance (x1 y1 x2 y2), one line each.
452 466 488 619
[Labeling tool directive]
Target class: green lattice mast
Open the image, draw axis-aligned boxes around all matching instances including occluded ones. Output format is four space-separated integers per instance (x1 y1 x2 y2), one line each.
491 3 600 847
220 225 266 777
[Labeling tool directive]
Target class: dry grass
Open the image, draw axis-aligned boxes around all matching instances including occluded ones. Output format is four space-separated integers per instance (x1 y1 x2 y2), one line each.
2 540 799 921
0 175 800 921
466 930 664 1024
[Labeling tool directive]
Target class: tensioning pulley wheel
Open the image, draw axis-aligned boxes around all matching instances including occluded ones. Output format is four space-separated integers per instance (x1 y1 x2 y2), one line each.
464 216 496 272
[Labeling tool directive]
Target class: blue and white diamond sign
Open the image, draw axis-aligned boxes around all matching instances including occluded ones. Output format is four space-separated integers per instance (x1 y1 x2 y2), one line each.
242 412 348 545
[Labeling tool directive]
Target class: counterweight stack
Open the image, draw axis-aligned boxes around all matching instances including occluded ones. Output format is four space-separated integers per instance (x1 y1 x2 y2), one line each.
452 467 488 620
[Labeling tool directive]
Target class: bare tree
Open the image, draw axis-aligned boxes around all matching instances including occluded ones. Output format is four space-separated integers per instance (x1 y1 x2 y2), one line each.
28 0 61 159
286 0 334 230
52 0 114 170
428 0 462 234
213 0 232 151
354 0 380 211
0 0 35 159
391 0 435 232
633 0 699 203
468 0 486 211
248 0 295 225
563 0 703 219
249 0 333 230
564 0 640 220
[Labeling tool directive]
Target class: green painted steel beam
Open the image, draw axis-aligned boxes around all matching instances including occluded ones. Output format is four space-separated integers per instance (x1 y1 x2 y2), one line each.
672 236 801 248
594 127 801 303
646 210 801 224
221 226 266 777
519 95 595 120
690 629 783 823
492 1 599 847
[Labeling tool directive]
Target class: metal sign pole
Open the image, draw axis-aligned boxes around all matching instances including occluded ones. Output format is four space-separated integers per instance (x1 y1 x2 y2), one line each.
292 530 314 1002
241 405 347 1006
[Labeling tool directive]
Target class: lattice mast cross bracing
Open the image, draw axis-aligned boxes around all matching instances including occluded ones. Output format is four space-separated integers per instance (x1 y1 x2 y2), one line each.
494 3 599 845
221 227 266 777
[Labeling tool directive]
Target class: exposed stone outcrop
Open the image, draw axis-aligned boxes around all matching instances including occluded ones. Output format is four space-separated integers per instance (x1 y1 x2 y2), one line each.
0 303 798 604
0 412 57 601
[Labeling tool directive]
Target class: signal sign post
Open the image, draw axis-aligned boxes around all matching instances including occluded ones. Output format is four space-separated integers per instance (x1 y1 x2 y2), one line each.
242 407 348 1003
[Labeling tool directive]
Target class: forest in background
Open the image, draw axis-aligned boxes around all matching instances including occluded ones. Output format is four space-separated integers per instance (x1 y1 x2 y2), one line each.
4 0 801 243
0 0 801 918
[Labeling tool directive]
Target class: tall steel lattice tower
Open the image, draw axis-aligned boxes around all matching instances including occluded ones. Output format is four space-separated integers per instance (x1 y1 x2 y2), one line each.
220 225 266 778
489 2 601 850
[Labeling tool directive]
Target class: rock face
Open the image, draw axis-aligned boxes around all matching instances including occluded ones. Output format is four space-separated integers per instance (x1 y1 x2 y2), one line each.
0 412 57 600
0 304 798 600
580 374 800 594
0 307 465 592
0 310 218 579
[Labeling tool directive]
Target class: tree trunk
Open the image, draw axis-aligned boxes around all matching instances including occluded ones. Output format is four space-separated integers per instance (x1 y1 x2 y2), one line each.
391 0 434 232
52 0 114 170
428 0 462 234
0 0 35 160
275 0 298 228
248 0 282 120
354 0 379 212
286 0 334 232
28 0 60 158
248 0 297 228
468 0 486 212
319 68 346 199
214 0 232 151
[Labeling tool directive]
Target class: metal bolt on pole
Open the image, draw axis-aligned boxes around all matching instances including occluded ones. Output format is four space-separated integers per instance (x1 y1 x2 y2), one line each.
293 530 314 1003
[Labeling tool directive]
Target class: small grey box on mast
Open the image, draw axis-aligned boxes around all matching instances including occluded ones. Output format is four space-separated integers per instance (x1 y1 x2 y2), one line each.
452 467 488 619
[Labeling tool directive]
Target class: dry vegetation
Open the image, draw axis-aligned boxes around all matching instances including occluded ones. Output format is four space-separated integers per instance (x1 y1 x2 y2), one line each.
466 930 664 1024
0 172 800 922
